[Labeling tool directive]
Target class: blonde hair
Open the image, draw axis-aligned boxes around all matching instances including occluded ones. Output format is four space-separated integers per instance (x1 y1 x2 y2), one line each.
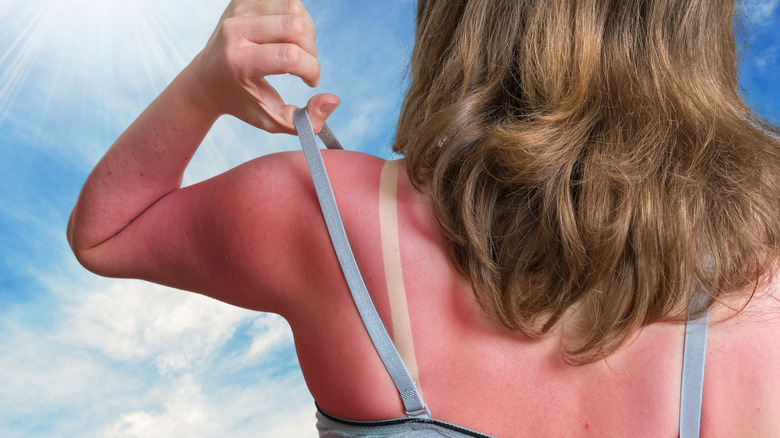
394 0 780 363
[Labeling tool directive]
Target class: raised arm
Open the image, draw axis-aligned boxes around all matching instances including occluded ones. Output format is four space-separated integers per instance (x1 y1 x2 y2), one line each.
67 0 340 306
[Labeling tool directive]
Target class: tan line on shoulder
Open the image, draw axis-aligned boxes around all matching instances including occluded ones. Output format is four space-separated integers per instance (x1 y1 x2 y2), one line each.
379 159 424 398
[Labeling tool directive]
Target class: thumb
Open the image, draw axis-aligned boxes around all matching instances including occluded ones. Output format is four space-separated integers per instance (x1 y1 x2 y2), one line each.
305 94 341 134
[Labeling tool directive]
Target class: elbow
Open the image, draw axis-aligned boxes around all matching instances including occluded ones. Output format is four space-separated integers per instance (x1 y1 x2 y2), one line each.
66 208 78 252
66 208 105 276
71 247 97 275
67 229 99 276
66 208 89 264
69 243 121 279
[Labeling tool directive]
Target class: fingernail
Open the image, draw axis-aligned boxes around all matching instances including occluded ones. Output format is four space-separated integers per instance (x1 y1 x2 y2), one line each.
321 102 339 116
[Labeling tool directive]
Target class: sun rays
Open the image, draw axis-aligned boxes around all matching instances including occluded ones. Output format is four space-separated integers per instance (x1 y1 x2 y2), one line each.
0 0 216 143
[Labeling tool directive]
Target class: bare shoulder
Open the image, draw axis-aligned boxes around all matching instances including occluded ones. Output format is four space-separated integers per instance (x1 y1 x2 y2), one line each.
86 148 387 316
196 149 387 312
703 268 780 436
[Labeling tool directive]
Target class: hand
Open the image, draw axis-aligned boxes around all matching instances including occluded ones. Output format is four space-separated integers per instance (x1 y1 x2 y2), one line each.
189 0 339 134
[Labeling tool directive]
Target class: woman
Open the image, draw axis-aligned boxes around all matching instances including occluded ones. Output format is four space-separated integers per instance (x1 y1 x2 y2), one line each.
68 0 780 436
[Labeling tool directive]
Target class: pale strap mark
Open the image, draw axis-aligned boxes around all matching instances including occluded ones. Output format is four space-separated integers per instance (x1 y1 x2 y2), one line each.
379 159 424 398
293 108 430 417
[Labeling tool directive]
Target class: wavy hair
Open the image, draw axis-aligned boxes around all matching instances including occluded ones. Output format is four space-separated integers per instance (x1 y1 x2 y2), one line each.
393 0 780 363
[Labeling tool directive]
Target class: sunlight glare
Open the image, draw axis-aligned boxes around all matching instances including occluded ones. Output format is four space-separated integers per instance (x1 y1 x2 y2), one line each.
0 0 203 145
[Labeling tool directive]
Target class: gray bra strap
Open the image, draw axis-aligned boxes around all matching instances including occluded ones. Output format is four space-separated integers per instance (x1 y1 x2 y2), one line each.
293 108 431 418
679 291 709 438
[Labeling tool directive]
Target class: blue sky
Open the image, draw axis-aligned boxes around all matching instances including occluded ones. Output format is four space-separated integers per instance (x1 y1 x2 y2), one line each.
0 1 777 436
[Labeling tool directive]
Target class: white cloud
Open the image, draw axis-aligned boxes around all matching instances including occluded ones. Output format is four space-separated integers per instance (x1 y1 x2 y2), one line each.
0 321 106 417
102 372 317 438
745 0 779 25
0 268 316 437
57 277 254 369
753 44 779 68
105 376 217 438
243 313 295 362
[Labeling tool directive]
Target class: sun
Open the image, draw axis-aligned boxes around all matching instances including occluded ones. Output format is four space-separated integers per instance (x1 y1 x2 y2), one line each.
0 0 220 135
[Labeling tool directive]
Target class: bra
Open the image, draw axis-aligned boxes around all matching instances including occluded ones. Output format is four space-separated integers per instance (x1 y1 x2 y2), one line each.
293 108 709 437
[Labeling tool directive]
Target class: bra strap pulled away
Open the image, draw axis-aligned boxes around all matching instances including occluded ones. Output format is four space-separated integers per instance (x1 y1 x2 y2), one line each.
293 108 431 418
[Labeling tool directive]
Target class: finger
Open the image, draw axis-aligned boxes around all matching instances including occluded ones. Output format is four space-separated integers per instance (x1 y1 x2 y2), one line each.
224 15 316 57
260 93 339 135
299 3 316 41
231 0 307 18
234 43 321 88
257 101 298 135
305 94 340 134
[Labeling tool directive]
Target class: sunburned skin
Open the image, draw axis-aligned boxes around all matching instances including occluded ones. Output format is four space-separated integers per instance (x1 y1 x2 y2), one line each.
65 0 780 434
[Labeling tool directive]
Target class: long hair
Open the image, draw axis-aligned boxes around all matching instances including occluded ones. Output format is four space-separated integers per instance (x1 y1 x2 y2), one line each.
394 0 780 363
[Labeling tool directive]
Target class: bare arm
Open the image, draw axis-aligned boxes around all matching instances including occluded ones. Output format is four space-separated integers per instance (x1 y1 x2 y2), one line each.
66 64 217 254
67 0 339 304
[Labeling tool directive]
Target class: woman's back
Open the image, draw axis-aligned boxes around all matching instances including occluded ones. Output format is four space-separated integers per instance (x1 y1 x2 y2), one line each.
232 150 780 437
66 0 780 435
